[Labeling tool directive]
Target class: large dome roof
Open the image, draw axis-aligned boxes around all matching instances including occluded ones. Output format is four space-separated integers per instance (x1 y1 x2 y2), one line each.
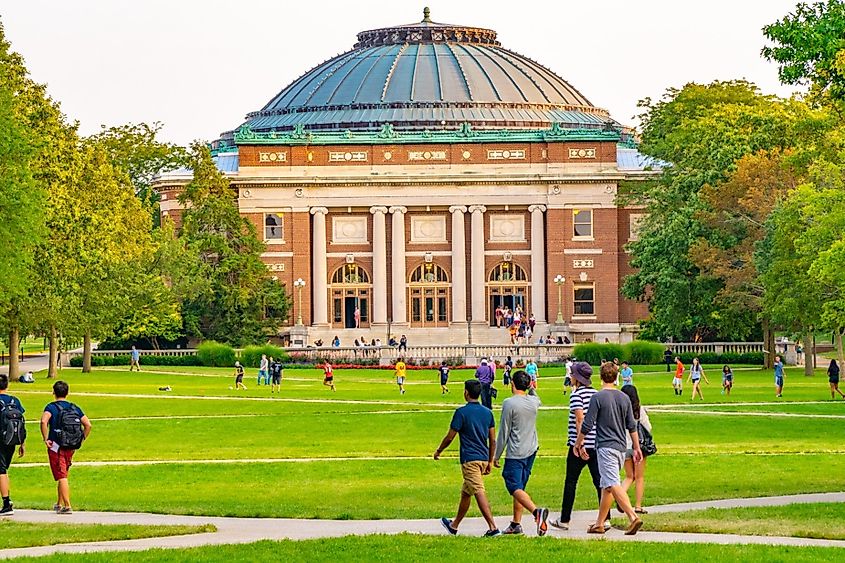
238 9 615 134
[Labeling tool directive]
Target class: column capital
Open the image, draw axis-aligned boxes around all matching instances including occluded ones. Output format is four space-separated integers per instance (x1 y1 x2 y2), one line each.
309 206 329 216
369 206 389 215
449 205 468 214
468 205 487 214
388 206 407 214
528 204 547 213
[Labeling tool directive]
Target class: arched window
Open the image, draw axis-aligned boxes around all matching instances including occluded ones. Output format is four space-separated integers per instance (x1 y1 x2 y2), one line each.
329 264 371 328
408 263 450 327
331 263 370 285
487 262 530 327
488 262 527 282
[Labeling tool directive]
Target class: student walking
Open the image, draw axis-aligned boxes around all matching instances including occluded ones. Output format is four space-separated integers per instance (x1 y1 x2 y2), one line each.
40 381 92 514
563 358 574 395
270 357 283 393
494 371 549 536
550 362 601 531
0 374 26 516
434 380 501 537
129 346 141 372
620 385 651 515
672 357 684 396
323 361 336 391
687 357 709 401
438 361 450 394
258 354 270 386
475 359 494 409
721 365 733 396
233 361 247 390
395 358 407 395
620 362 633 387
503 356 513 387
574 363 643 535
774 355 785 397
828 359 844 399
525 360 539 392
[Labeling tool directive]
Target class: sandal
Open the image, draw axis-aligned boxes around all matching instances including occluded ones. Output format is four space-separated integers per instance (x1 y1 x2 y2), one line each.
634 507 648 514
625 517 643 536
587 522 606 534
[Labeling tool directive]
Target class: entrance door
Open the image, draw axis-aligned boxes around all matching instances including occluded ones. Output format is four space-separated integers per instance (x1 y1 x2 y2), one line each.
344 297 357 328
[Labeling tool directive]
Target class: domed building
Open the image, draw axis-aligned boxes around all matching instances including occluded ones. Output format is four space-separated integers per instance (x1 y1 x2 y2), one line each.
157 8 656 346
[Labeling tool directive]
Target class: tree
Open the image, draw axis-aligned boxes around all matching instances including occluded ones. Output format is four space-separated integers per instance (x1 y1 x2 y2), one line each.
178 143 289 345
762 0 845 103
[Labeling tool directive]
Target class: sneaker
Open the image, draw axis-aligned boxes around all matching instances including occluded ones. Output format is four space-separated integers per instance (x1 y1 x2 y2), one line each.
440 517 458 536
52 503 60 512
57 507 73 515
502 522 524 535
534 507 549 536
0 504 13 516
549 518 569 530
482 529 502 537
604 519 612 531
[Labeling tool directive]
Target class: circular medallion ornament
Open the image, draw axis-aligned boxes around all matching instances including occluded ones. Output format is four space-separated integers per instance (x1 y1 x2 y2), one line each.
344 152 353 161
462 150 471 160
383 151 392 160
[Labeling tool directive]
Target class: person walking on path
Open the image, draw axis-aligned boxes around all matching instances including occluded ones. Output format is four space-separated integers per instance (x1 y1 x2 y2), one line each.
129 346 141 372
620 362 633 387
774 355 785 398
721 365 734 396
672 357 684 396
525 360 539 393
494 371 549 536
438 361 450 395
574 362 643 536
0 374 26 516
550 362 601 531
394 358 407 395
270 357 283 394
503 356 513 387
434 380 501 537
258 354 270 386
233 362 247 390
828 359 844 399
475 359 494 410
620 385 651 515
40 381 91 515
323 361 336 392
687 357 709 401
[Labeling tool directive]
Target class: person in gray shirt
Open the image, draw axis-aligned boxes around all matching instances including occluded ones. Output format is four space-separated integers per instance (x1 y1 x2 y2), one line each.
494 371 549 536
574 362 643 536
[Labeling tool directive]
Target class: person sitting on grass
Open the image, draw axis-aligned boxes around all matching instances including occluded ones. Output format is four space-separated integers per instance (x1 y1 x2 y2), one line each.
233 361 247 390
323 361 336 392
434 380 500 537
494 371 549 536
574 362 643 536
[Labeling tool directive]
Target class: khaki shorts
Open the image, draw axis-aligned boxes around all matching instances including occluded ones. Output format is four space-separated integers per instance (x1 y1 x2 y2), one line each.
461 461 487 495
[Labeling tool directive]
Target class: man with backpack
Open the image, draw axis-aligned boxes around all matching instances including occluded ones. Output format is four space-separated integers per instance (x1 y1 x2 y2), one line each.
40 381 91 514
0 374 27 516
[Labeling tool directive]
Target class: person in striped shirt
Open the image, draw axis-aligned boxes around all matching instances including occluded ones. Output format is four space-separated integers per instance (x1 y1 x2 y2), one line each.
550 362 602 530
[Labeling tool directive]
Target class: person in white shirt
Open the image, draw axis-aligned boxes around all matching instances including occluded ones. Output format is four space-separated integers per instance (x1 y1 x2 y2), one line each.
620 385 652 514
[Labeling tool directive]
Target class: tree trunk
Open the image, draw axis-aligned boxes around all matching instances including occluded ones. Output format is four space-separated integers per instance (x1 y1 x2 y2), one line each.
8 327 20 381
82 331 92 373
762 318 774 369
836 329 845 373
48 324 58 379
803 331 815 376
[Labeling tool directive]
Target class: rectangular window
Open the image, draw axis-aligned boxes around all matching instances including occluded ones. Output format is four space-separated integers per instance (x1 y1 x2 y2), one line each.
573 209 593 239
264 213 284 241
573 284 595 316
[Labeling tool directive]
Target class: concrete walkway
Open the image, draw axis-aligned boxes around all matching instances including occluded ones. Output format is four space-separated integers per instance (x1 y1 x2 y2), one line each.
0 353 51 377
1 492 844 559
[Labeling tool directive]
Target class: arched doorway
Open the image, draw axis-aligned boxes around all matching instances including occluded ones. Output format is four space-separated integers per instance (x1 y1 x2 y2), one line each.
487 262 529 326
329 263 371 328
408 263 450 327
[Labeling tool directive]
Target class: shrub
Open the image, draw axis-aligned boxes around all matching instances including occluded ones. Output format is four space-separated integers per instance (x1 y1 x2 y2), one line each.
196 341 236 367
678 352 763 365
69 354 201 367
240 344 289 368
623 340 665 365
572 342 624 365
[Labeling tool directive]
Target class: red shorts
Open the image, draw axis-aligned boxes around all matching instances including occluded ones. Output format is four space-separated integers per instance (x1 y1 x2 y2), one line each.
48 447 75 481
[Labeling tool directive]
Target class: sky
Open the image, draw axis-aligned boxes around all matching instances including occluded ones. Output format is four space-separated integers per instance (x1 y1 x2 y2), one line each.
1 0 802 146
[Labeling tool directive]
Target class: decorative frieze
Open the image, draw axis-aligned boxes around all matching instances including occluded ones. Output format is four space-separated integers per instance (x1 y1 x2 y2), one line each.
258 151 287 163
408 150 447 161
266 263 286 272
328 151 367 162
487 149 525 160
573 259 594 268
569 147 597 159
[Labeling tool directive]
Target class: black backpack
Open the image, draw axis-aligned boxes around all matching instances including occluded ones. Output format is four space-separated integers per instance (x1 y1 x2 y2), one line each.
54 402 84 449
0 399 26 447
638 421 657 457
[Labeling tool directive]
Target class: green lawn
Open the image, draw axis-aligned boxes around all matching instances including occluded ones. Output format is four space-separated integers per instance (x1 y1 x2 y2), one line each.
616 502 845 541
14 535 845 562
0 521 215 550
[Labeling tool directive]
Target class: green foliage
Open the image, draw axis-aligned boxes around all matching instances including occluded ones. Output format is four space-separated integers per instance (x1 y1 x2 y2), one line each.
624 340 666 364
195 341 236 367
240 344 289 368
572 342 624 365
69 355 201 367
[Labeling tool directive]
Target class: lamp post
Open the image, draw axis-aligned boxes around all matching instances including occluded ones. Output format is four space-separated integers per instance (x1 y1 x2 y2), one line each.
553 274 565 324
293 278 306 326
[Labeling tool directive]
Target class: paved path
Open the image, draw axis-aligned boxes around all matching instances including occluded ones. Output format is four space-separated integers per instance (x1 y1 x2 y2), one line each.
1 492 844 559
0 353 51 377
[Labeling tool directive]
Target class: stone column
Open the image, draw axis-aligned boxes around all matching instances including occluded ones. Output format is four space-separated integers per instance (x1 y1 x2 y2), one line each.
310 207 329 325
389 206 408 325
529 204 547 323
449 206 468 324
469 205 487 325
370 206 389 325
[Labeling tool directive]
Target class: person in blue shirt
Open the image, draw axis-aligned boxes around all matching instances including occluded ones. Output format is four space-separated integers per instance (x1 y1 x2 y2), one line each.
620 362 634 387
525 360 539 393
129 346 141 372
774 355 785 398
434 380 500 537
0 374 26 515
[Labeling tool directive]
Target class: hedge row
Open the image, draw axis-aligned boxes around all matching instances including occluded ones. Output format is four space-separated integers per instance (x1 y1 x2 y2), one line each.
69 354 201 367
677 352 764 365
572 341 665 365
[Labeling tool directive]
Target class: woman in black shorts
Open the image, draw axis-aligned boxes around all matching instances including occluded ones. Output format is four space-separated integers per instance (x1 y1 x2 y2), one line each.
828 359 844 399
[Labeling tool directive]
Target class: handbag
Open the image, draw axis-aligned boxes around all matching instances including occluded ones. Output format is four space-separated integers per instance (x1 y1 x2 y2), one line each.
638 421 657 457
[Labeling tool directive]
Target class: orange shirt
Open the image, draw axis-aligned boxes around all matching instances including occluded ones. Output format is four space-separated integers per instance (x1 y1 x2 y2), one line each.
675 361 684 377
